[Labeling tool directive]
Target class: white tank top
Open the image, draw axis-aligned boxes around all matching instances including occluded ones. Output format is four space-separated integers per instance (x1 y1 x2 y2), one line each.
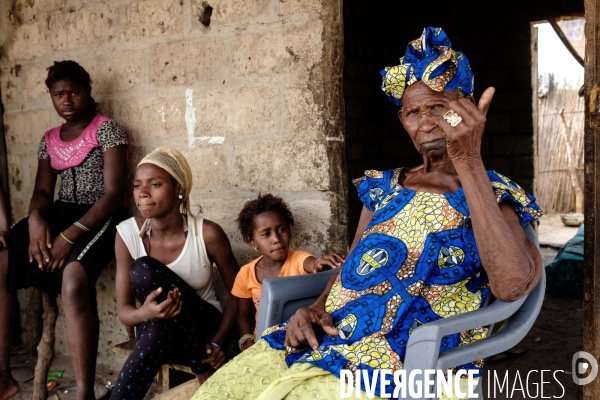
116 214 222 312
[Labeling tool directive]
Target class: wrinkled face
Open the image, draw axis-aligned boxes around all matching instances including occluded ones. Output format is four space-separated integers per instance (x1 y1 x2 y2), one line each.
133 163 183 219
250 211 291 262
398 81 460 158
49 79 91 122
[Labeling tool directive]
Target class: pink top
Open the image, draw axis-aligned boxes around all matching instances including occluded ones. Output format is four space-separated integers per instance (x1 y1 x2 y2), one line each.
44 114 112 171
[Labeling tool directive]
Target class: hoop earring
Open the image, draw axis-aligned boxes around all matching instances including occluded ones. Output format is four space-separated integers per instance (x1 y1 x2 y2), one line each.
178 194 183 199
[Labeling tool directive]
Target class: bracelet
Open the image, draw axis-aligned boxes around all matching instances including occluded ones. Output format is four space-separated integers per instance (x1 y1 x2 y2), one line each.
209 341 221 350
238 334 256 350
60 232 75 245
73 221 90 232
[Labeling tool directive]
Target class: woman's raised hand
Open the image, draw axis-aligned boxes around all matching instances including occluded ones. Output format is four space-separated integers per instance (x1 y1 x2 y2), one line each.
437 87 495 164
141 287 183 320
28 215 53 269
314 253 346 272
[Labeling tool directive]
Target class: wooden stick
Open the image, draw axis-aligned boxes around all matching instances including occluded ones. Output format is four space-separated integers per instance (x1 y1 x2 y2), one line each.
33 293 58 400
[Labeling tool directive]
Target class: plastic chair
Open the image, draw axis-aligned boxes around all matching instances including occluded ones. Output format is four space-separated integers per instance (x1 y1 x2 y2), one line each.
256 223 545 399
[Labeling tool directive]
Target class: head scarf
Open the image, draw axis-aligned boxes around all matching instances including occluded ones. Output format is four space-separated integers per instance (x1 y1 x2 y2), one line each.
138 146 193 215
380 27 474 108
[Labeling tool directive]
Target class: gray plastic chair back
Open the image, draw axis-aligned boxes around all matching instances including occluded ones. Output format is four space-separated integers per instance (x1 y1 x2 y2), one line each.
256 268 337 338
256 223 544 400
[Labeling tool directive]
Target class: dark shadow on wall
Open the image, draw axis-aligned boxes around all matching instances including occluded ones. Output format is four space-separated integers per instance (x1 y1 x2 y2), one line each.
0 90 10 216
343 0 584 242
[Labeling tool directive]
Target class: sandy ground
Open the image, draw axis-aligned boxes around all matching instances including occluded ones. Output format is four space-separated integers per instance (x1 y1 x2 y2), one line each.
9 214 582 399
537 213 581 248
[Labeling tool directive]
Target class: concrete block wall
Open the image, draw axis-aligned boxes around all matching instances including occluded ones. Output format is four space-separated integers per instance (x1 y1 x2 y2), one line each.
0 0 346 371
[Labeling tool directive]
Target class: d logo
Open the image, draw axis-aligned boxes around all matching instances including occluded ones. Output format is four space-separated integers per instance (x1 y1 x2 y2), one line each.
572 351 599 385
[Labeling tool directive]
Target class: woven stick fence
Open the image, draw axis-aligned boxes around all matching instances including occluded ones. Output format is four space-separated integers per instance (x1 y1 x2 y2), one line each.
535 77 584 214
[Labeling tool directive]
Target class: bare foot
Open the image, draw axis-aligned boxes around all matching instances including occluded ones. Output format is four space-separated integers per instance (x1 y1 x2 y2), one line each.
0 374 20 400
196 369 214 386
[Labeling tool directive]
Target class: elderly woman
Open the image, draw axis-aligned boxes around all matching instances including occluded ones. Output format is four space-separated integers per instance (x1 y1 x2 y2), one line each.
192 27 542 400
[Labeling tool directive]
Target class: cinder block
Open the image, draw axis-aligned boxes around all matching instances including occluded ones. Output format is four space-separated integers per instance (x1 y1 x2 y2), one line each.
194 197 249 240
9 194 29 222
8 22 46 60
191 0 270 27
4 109 52 146
10 0 67 23
128 145 154 171
232 20 323 76
6 153 24 195
1 66 19 104
193 86 279 138
149 38 227 85
198 195 335 254
49 6 112 51
287 198 333 251
284 84 323 132
279 0 321 15
82 50 143 94
180 146 227 190
233 139 330 191
23 65 50 102
118 96 187 144
115 0 183 40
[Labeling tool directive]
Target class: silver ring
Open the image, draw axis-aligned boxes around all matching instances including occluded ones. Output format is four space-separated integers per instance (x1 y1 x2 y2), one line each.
443 109 462 127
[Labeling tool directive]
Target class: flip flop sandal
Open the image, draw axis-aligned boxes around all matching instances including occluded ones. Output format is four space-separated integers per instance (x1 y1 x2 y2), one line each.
10 365 34 383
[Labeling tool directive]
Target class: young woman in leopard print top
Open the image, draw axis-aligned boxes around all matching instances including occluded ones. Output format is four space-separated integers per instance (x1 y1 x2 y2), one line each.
0 60 129 400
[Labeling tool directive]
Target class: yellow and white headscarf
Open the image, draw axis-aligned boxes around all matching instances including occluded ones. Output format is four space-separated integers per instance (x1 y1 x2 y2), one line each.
138 146 193 215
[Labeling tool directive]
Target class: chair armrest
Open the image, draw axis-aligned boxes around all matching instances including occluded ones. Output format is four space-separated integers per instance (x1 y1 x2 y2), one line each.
256 268 337 338
404 223 544 373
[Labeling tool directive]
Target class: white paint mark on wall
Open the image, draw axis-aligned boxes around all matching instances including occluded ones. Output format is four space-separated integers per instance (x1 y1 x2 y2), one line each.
158 105 167 123
194 136 226 144
326 137 344 142
185 88 197 147
185 88 225 145
171 103 181 121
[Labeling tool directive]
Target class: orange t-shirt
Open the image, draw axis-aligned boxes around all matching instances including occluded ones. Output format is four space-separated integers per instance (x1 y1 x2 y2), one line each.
232 250 313 328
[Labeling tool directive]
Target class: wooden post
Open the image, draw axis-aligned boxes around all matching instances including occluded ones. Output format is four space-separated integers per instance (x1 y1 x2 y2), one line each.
23 289 43 355
33 293 58 400
584 0 600 398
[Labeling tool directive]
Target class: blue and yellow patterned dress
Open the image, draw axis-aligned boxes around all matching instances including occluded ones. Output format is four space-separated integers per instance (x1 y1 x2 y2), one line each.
262 168 542 397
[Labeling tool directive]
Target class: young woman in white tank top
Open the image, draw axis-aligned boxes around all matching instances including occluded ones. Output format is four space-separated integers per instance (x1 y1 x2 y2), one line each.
111 147 239 400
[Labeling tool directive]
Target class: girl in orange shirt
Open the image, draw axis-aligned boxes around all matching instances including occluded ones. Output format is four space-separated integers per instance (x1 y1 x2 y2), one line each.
232 193 345 351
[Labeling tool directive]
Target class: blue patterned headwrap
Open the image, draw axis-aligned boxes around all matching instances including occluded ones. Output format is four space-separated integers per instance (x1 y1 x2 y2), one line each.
381 27 474 108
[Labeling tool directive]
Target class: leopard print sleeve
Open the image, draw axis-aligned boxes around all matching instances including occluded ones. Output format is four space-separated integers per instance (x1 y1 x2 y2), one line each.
96 121 128 152
38 136 49 160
